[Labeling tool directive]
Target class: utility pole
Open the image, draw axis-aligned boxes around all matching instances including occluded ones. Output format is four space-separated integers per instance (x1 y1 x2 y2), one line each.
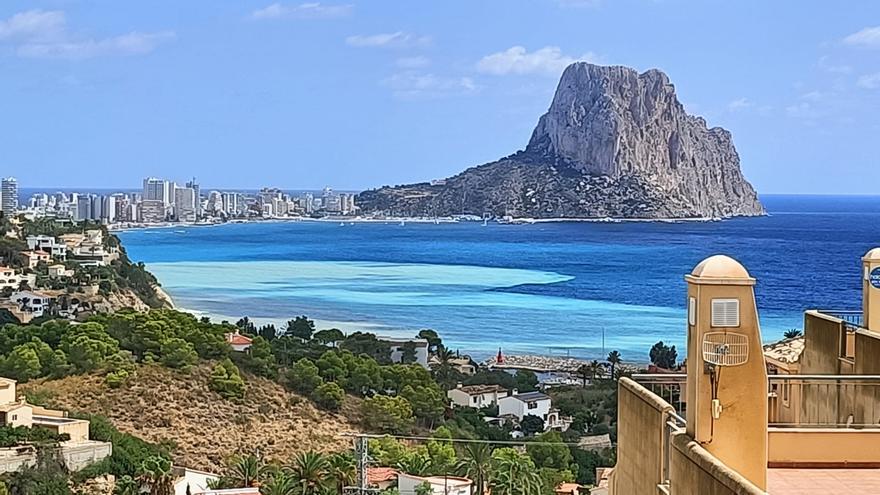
343 434 378 495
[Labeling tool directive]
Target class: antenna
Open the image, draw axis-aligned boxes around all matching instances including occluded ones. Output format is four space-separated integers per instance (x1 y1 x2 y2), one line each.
701 332 750 422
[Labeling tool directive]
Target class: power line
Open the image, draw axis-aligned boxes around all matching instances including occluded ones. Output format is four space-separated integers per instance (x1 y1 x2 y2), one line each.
340 432 586 447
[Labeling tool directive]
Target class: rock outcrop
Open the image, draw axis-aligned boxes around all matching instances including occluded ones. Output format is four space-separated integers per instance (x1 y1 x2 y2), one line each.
358 62 764 219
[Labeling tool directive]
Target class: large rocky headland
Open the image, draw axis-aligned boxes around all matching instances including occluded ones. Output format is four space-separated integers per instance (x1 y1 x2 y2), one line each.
358 62 764 219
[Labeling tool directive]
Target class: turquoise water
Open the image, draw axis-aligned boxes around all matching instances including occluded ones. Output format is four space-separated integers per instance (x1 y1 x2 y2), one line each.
118 195 880 361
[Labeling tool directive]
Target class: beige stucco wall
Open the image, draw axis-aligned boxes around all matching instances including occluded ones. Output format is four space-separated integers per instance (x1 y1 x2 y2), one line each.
768 428 880 466
800 312 845 374
669 433 765 495
608 378 674 495
0 381 16 405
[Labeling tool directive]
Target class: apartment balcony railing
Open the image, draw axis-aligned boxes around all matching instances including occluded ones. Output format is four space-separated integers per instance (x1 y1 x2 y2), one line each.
633 373 880 428
816 310 865 330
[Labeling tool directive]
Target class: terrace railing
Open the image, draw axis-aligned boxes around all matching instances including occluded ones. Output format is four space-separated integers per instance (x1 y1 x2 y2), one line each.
631 373 687 417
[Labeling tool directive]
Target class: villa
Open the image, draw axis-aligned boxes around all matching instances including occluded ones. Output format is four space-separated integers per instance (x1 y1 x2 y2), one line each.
9 289 54 318
498 390 572 431
448 383 508 408
26 235 68 259
0 377 111 473
225 331 253 352
381 336 430 368
397 472 473 495
605 249 880 494
19 250 51 269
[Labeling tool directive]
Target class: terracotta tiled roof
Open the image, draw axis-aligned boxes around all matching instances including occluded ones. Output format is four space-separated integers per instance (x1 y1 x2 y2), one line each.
367 467 398 484
226 333 253 346
456 384 507 395
556 482 582 495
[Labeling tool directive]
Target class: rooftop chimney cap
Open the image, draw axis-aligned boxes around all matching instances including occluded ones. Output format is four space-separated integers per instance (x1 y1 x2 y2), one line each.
863 248 880 262
689 255 751 280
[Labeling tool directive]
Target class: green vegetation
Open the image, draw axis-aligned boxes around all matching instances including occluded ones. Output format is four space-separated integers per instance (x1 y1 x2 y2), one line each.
209 358 246 400
649 341 678 369
0 425 69 448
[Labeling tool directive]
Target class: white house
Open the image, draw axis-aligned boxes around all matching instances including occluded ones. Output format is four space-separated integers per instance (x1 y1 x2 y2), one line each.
225 331 253 352
173 467 219 495
25 235 67 259
0 266 22 290
448 384 508 409
381 337 429 368
397 473 473 495
19 250 51 269
48 264 74 278
10 290 53 318
498 391 552 422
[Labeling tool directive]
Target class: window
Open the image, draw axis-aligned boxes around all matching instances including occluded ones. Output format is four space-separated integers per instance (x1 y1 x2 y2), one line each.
782 383 790 407
527 401 537 409
688 297 697 326
11 414 16 421
711 299 740 327
472 396 478 404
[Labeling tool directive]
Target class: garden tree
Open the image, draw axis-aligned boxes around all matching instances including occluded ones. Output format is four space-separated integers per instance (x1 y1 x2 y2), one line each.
784 329 803 339
0 344 41 382
425 426 457 475
340 332 392 364
342 352 384 395
417 329 442 354
649 341 678 369
382 363 436 393
4 447 71 495
526 431 573 470
489 448 543 495
369 436 410 466
159 338 198 370
286 316 316 341
258 324 278 342
414 482 433 495
570 448 615 486
316 350 348 385
456 442 493 495
313 328 344 346
225 453 265 488
361 395 415 434
139 455 175 495
290 451 330 495
286 358 323 395
520 415 545 436
239 336 277 378
396 450 432 477
515 369 539 392
538 468 576 495
235 317 257 334
400 341 418 364
209 359 246 400
606 351 622 380
570 411 599 434
114 476 139 495
312 382 345 410
327 452 356 494
60 322 120 372
590 360 602 380
400 384 445 427
259 468 297 495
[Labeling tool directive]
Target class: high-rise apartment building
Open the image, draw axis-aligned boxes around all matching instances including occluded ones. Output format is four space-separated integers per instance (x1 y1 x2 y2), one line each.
174 186 196 222
1 177 18 216
186 178 201 219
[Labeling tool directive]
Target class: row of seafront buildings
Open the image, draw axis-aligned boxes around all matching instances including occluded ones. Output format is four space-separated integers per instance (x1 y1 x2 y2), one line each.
601 249 880 495
13 176 359 226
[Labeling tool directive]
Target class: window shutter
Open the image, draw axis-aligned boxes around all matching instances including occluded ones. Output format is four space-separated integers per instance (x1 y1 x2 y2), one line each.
711 299 740 327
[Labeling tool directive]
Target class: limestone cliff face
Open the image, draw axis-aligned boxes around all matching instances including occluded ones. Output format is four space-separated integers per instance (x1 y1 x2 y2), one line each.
358 62 764 219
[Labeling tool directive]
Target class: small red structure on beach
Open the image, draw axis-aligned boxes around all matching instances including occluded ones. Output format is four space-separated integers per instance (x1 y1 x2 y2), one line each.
496 348 504 365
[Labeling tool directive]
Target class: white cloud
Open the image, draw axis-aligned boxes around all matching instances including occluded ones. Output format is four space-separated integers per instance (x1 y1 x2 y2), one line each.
0 9 173 59
345 32 430 48
383 71 478 99
396 56 430 68
250 2 353 20
843 26 880 48
801 91 823 101
727 97 752 112
857 72 880 89
477 46 600 76
817 56 852 74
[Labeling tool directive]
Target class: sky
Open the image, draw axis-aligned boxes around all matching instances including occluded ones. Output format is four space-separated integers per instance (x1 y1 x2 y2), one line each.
0 1 878 194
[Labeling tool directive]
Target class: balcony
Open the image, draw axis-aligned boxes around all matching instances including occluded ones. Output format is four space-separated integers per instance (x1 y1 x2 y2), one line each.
620 374 880 494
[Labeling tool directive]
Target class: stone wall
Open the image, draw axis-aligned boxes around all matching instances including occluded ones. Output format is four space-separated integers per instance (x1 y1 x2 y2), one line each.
0 441 111 473
669 433 764 495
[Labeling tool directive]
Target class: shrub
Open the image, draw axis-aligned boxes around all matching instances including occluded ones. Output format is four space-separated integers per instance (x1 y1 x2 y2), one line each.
312 382 345 411
286 358 322 394
105 369 130 389
210 359 246 400
159 338 198 371
361 395 414 434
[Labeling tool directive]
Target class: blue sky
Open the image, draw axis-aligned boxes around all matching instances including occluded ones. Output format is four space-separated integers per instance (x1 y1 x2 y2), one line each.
0 1 877 194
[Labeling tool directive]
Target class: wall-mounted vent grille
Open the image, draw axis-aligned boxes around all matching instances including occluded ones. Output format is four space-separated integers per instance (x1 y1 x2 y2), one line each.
711 299 740 327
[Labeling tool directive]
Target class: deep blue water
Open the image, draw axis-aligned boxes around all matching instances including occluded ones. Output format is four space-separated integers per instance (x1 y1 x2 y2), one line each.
118 195 880 361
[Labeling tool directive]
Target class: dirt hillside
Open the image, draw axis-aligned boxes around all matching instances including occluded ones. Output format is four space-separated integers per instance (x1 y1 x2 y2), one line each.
23 363 362 472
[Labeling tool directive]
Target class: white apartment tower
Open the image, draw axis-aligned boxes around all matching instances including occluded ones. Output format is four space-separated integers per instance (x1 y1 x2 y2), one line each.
1 177 18 216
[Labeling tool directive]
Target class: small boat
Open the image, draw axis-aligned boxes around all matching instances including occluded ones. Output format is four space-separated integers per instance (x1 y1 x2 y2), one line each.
399 220 405 226
339 222 345 226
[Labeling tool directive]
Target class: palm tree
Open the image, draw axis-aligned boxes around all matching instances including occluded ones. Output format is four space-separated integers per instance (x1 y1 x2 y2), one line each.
607 350 622 380
489 448 542 495
115 475 139 495
226 453 266 488
289 451 329 495
396 452 432 477
259 467 298 495
139 456 175 495
575 364 591 387
456 443 493 495
327 452 356 494
784 329 803 339
590 360 602 381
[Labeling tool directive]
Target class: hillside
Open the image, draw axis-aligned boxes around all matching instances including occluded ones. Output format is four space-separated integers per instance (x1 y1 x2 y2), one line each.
22 363 362 473
358 62 764 219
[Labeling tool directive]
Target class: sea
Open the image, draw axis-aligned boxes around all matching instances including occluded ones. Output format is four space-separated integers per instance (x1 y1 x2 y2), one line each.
117 195 880 362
